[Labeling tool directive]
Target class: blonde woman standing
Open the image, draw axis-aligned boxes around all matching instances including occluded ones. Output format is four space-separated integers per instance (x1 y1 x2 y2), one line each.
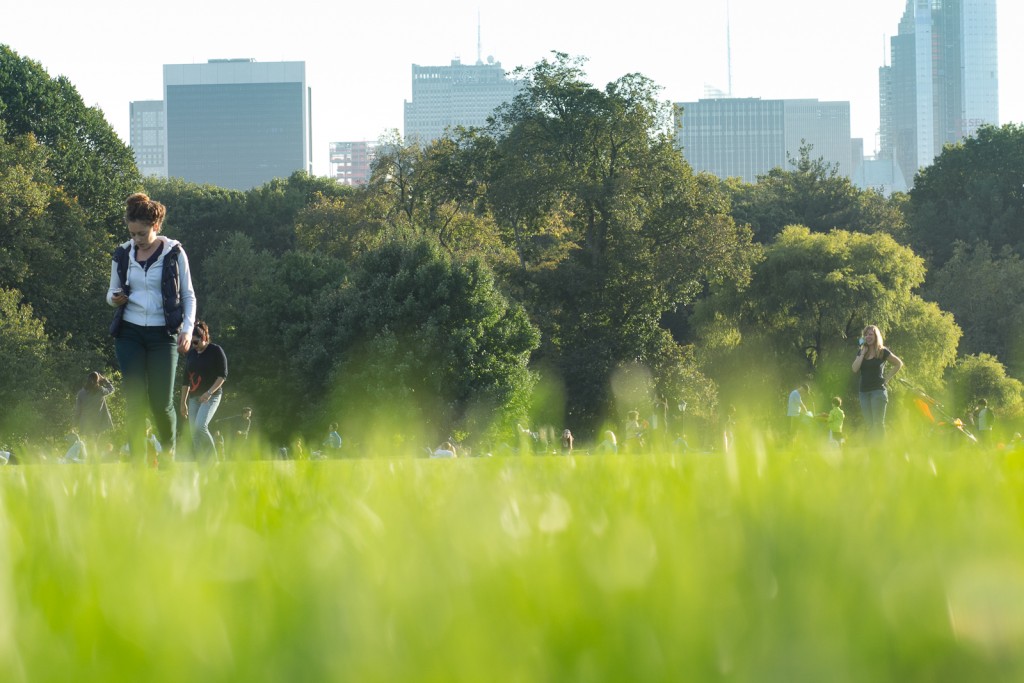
851 325 903 437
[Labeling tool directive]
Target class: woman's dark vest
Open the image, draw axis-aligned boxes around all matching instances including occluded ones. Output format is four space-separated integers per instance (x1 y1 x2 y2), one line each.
110 243 184 336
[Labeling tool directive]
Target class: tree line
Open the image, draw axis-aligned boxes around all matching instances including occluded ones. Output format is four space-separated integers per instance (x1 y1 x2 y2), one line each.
2 47 1023 449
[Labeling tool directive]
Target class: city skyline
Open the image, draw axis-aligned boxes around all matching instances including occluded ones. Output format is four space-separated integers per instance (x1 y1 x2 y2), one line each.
5 0 1023 178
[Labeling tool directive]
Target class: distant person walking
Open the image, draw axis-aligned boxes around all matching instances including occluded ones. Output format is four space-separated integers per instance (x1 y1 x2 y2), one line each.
851 325 903 437
180 321 227 460
787 383 812 439
561 429 574 455
74 371 115 451
624 411 644 453
108 193 196 461
975 398 995 443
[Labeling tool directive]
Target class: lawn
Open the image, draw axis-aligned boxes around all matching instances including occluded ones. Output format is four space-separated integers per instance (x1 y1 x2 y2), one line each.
3 443 1024 682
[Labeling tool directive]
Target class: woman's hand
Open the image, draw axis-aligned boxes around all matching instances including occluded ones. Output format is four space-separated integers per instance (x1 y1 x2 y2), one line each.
111 292 129 306
178 332 191 354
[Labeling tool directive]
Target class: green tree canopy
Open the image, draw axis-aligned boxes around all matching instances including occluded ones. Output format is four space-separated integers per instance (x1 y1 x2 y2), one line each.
925 241 1024 375
726 144 908 244
945 353 1024 422
363 131 516 265
196 234 344 442
0 125 113 360
311 239 540 448
0 288 69 438
0 45 140 232
908 124 1024 267
141 176 247 254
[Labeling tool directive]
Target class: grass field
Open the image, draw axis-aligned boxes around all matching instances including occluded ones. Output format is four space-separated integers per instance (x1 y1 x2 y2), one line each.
3 442 1024 682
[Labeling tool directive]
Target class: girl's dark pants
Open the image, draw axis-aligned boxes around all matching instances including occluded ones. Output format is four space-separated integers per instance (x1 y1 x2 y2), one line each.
115 321 178 457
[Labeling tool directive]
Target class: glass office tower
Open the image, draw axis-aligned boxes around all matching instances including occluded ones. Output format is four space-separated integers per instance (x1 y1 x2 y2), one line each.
878 0 998 184
164 59 311 190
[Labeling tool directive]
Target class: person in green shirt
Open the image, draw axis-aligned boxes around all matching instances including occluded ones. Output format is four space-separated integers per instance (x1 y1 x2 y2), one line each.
828 396 845 446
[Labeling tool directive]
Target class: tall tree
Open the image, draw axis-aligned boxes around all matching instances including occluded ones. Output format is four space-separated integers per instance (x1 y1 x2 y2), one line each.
476 54 756 428
0 126 112 360
0 45 140 233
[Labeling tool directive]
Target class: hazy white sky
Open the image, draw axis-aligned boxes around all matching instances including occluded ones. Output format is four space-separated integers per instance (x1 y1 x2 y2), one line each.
5 0 1022 176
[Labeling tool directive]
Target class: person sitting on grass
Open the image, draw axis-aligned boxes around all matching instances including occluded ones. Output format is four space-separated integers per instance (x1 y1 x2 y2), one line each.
61 433 87 464
323 423 343 451
431 441 457 458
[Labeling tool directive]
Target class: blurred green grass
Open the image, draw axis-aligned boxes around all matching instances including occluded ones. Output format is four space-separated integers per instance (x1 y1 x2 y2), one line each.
3 444 1024 682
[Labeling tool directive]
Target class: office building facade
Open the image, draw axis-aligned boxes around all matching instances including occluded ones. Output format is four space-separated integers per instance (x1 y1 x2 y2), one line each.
129 100 168 178
878 0 998 183
329 141 379 186
674 98 855 183
403 57 520 143
164 59 311 190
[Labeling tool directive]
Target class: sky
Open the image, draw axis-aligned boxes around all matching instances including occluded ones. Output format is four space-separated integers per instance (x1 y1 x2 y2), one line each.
5 0 1022 177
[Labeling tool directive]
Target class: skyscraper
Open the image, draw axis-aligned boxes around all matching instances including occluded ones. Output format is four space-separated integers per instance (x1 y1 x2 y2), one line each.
878 0 998 184
403 57 520 143
674 98 855 183
129 100 167 178
164 59 311 190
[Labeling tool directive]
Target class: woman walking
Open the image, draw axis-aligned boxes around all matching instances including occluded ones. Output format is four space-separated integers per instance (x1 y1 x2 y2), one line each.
180 321 228 460
107 193 196 462
851 325 903 437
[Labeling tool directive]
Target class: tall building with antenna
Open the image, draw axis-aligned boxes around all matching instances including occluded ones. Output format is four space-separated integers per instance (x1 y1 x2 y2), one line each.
878 0 998 185
403 20 521 143
674 3 858 183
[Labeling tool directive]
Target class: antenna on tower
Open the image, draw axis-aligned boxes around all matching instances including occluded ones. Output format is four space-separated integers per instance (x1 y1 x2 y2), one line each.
477 10 483 65
726 0 733 96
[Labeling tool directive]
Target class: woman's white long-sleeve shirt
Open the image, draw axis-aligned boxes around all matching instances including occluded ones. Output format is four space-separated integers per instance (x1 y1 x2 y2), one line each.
106 237 196 335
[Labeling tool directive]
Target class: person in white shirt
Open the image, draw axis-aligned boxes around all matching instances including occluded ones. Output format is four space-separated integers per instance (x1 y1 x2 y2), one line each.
107 193 196 462
431 441 457 458
787 383 812 439
61 433 87 464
